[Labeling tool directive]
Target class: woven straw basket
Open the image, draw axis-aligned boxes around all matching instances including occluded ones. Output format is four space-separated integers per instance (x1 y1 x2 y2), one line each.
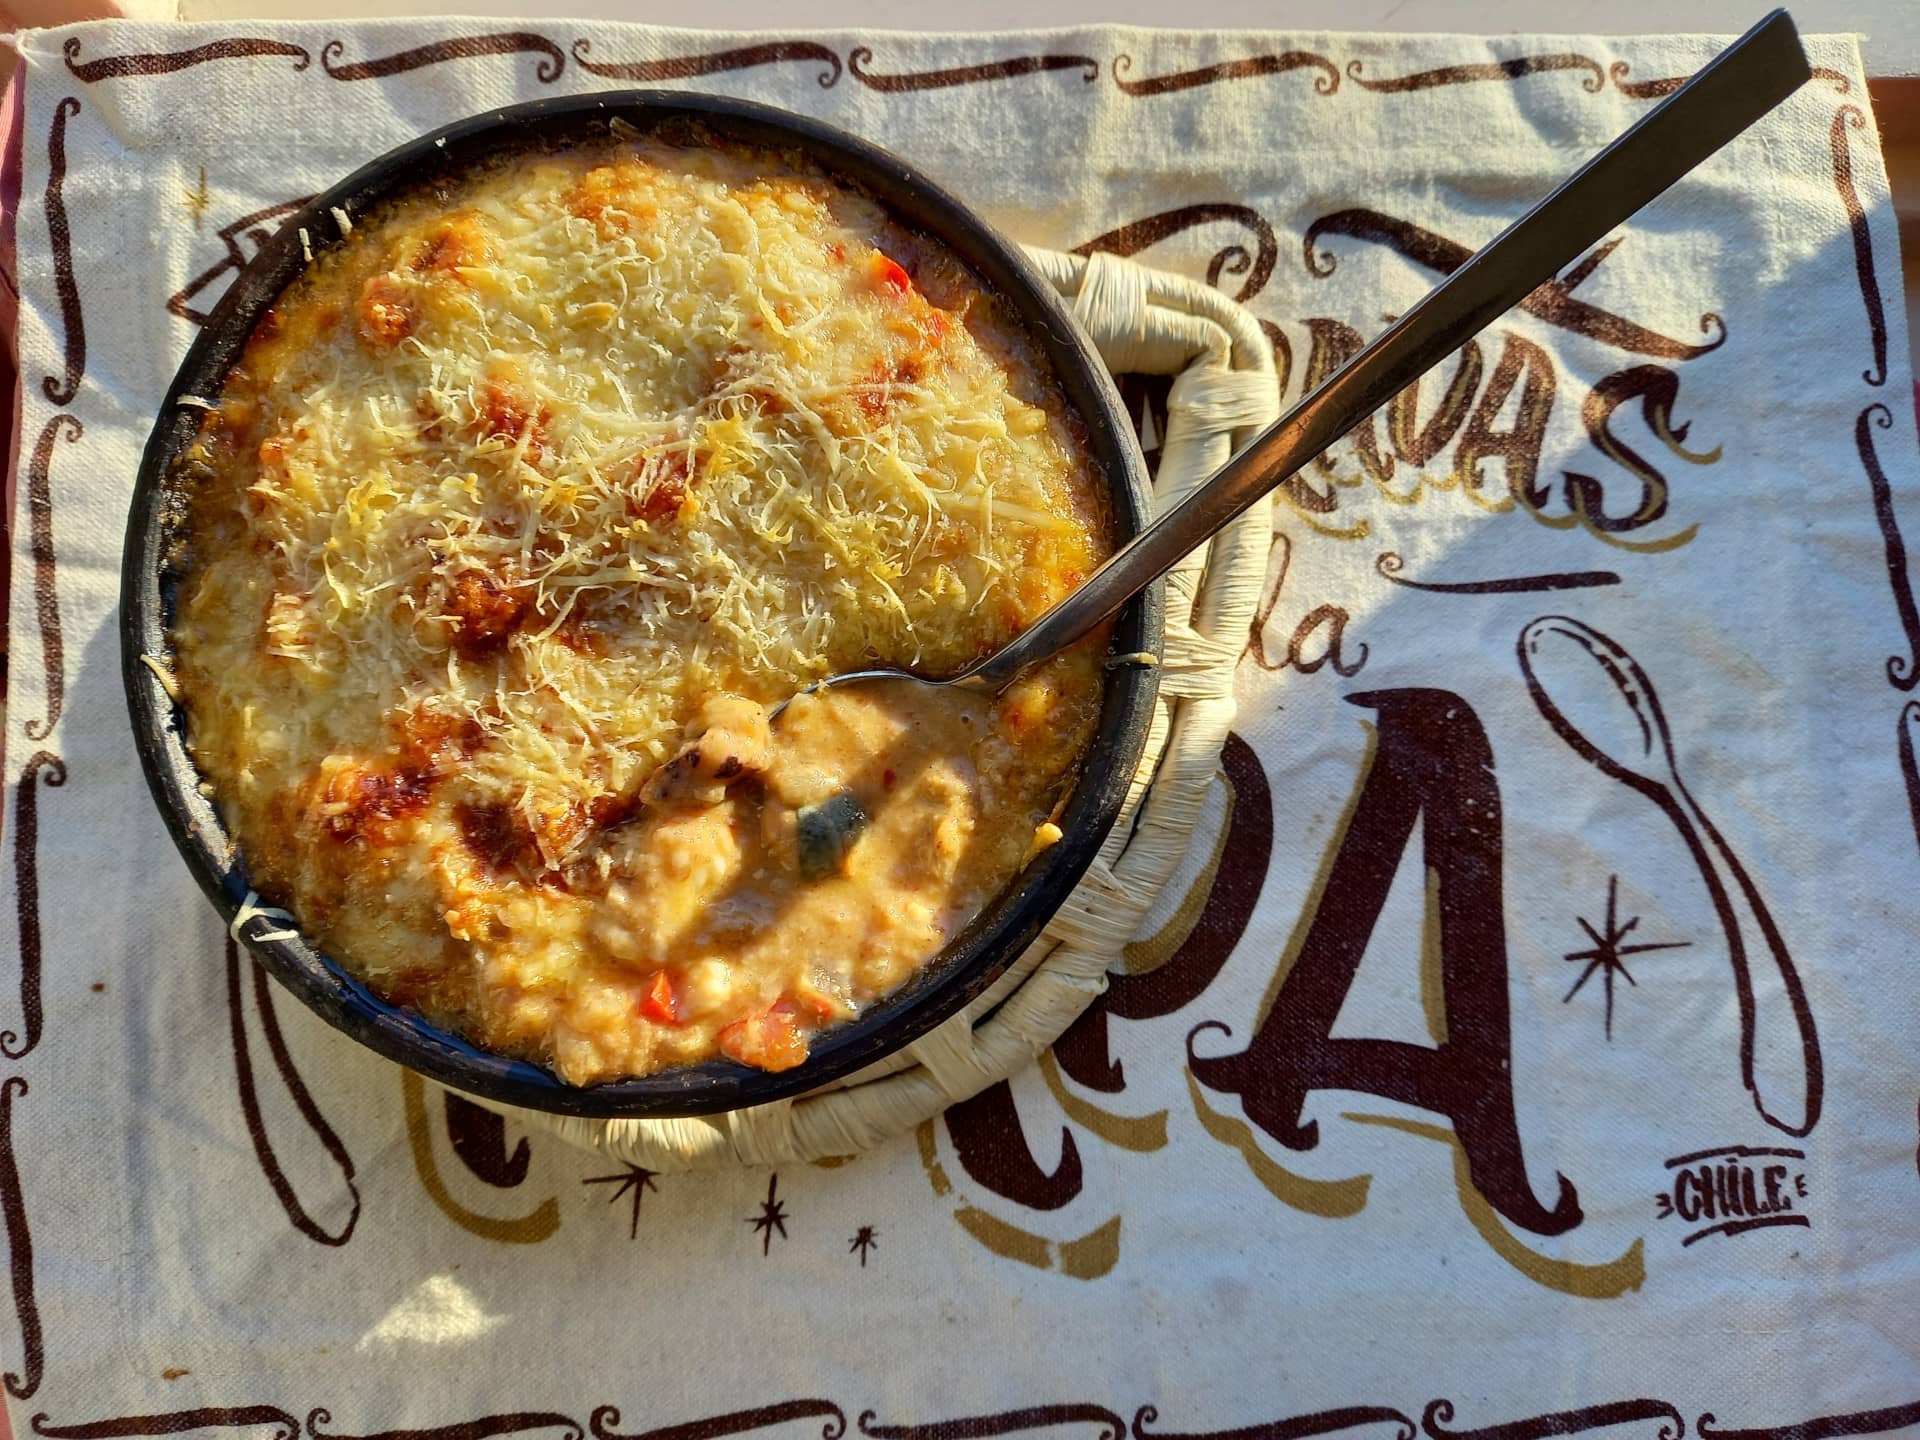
471 247 1278 1170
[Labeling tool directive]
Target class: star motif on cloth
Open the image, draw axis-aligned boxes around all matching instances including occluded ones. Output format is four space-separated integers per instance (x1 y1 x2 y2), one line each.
1564 874 1690 1040
849 1225 878 1266
581 1163 658 1239
181 165 211 233
749 1173 789 1255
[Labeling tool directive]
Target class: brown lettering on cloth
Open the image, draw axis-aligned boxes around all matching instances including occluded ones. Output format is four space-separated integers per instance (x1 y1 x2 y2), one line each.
1304 210 1726 362
1552 365 1721 535
443 1094 531 1188
945 1081 1082 1212
1054 732 1274 1094
1247 534 1372 676
1189 689 1583 1237
1654 1145 1811 1247
1259 315 1709 554
1073 205 1277 304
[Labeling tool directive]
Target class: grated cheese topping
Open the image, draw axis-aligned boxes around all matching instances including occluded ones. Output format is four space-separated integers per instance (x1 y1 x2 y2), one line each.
170 135 1110 1084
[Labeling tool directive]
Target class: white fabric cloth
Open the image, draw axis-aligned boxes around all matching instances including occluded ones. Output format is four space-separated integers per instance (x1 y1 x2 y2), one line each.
3 16 1918 1431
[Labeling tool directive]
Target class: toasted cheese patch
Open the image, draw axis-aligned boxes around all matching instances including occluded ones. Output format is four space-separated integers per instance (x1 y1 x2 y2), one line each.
171 136 1110 1084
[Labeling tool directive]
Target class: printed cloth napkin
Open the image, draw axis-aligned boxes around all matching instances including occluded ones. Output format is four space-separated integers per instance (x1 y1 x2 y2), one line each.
3 16 1919 1435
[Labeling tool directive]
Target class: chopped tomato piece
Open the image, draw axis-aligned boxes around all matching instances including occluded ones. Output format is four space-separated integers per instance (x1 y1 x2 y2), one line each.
640 971 680 1026
630 451 693 524
444 568 528 659
869 252 912 298
718 1002 809 1072
797 995 833 1021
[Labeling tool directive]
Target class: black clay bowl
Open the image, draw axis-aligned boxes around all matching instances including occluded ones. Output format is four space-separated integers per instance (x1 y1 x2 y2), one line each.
121 90 1162 1119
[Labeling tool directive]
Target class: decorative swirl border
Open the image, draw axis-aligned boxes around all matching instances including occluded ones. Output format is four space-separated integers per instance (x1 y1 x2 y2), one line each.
1111 51 1338 97
1607 62 1688 99
1696 1401 1920 1440
1344 54 1604 93
847 48 1097 92
15 1400 1920 1440
41 97 84 407
570 40 840 88
1609 60 1853 98
1828 106 1888 388
1133 1404 1416 1440
62 36 310 81
0 1077 40 1400
860 1408 1125 1440
593 1403 848 1440
1900 704 1920 855
308 1409 583 1440
1855 404 1920 691
32 1411 301 1440
5 753 67 1062
1423 1400 1683 1440
319 34 566 83
21 414 79 742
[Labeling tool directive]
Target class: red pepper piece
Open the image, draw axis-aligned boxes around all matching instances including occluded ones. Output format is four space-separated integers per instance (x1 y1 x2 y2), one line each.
640 970 680 1026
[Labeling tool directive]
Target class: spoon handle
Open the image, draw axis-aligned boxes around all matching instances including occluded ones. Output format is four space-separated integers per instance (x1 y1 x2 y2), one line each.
974 8 1810 689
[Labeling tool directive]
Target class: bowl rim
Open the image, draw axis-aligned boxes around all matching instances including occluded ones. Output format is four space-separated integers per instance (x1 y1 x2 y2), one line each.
120 89 1164 1119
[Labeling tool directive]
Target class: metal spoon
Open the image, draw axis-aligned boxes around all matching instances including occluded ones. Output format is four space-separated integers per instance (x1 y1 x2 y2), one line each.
776 9 1810 718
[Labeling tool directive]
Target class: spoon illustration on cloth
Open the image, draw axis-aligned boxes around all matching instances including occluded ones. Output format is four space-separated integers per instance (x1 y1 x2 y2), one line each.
775 9 1812 718
1518 616 1823 1138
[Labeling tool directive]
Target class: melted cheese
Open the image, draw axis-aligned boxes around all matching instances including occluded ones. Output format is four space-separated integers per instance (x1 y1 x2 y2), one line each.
171 135 1110 1084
